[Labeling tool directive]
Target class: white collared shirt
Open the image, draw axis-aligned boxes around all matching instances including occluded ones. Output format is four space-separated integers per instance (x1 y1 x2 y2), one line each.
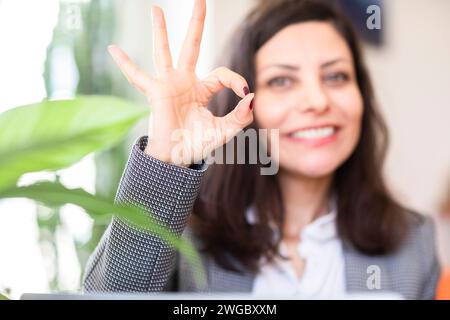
250 197 346 298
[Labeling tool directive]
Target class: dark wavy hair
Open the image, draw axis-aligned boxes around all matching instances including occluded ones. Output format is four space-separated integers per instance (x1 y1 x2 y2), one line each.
191 0 411 273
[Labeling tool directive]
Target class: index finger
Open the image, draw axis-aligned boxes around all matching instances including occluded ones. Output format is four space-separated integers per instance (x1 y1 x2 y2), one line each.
108 45 153 94
177 0 206 71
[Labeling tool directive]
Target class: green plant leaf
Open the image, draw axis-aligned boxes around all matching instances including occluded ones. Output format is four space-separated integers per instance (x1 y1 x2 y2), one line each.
0 182 207 289
0 95 148 190
0 293 9 300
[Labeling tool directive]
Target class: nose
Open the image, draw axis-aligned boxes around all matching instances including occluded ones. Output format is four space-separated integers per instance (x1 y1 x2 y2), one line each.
297 77 329 114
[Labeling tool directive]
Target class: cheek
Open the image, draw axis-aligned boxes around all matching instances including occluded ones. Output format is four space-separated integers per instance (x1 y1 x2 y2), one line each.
337 89 364 146
323 89 364 170
253 92 289 129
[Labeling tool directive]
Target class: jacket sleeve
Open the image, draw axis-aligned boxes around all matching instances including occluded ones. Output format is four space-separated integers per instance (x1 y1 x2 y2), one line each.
418 215 442 300
82 136 207 292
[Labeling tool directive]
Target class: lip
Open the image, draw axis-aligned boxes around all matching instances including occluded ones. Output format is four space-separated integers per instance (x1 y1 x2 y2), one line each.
285 125 340 147
286 123 339 133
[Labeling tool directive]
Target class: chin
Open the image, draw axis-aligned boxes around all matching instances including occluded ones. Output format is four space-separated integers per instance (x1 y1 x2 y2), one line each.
281 157 341 178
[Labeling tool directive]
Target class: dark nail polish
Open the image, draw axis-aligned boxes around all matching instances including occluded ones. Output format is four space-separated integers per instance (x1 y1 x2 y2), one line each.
243 87 250 95
249 98 254 110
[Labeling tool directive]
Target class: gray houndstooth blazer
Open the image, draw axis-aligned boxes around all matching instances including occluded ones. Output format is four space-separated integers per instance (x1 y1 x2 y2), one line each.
82 137 441 299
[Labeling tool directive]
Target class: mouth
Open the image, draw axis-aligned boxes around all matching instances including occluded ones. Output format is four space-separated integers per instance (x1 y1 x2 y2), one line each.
286 125 340 146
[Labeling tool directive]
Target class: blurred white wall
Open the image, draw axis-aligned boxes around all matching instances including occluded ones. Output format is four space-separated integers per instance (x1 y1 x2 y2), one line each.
364 0 450 264
366 0 450 213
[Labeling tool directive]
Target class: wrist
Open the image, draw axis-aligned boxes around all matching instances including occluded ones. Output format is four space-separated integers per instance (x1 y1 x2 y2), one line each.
144 145 190 168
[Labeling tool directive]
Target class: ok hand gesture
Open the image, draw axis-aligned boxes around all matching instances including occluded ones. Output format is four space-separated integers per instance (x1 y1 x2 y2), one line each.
108 0 254 166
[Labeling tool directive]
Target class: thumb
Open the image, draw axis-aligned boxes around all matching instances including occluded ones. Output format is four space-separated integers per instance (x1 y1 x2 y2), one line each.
217 93 254 142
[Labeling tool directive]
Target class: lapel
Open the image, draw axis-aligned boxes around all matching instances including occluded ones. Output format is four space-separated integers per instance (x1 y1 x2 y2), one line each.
342 241 371 293
206 242 374 293
206 254 255 292
342 241 394 294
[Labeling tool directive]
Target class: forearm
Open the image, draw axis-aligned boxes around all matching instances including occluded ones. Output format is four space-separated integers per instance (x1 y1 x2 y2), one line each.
82 136 206 292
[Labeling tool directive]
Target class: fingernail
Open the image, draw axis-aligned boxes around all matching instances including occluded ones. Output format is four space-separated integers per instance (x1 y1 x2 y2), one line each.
243 86 250 96
249 97 254 110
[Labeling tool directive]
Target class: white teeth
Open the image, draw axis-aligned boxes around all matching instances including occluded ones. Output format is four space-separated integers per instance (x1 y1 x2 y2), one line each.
291 126 336 139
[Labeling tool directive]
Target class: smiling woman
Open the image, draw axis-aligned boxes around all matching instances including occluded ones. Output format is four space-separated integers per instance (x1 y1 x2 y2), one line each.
190 0 433 292
83 0 441 299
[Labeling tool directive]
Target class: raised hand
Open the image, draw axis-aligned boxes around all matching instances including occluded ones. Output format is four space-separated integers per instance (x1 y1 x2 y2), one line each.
108 0 254 166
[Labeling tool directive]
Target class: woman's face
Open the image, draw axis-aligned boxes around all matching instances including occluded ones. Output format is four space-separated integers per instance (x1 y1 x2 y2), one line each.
254 21 363 178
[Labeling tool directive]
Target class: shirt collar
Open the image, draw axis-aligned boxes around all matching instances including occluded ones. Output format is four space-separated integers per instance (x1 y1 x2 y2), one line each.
301 193 338 242
245 193 338 243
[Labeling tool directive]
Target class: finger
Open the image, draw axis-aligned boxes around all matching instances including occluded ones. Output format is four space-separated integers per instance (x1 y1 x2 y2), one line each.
151 6 174 74
202 67 250 98
108 45 153 94
177 0 206 71
217 93 255 142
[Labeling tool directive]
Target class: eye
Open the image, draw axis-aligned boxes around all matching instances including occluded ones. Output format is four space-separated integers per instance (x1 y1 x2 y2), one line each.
324 72 350 85
267 76 294 88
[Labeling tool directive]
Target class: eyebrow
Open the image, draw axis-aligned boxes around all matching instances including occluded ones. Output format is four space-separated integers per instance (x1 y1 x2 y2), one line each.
258 58 350 73
321 58 349 68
